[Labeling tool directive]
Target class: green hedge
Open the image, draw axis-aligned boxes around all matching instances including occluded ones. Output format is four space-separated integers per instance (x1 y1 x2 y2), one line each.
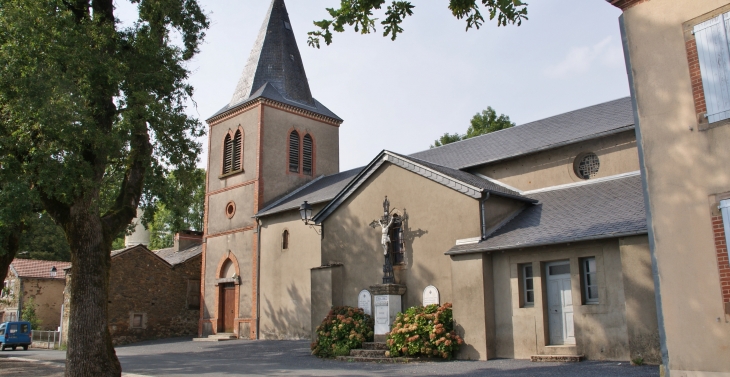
386 303 463 359
310 306 374 358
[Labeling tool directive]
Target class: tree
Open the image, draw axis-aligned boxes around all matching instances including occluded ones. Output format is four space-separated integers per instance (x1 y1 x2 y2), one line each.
21 296 43 330
431 132 463 148
147 168 205 249
430 106 514 148
466 106 515 138
0 1 208 376
17 212 72 262
308 0 528 48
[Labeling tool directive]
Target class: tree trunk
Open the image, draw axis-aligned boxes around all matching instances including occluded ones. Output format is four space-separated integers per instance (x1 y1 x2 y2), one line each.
0 231 20 285
64 201 121 377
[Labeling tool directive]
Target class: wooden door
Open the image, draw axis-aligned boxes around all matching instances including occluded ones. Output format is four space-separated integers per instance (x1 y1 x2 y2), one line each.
219 284 235 333
546 262 575 345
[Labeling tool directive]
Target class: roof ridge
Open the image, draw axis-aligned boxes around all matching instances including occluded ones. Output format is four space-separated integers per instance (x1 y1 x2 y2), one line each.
522 171 641 195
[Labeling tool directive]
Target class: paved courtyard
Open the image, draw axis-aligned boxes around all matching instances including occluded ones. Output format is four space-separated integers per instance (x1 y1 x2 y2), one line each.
0 338 660 376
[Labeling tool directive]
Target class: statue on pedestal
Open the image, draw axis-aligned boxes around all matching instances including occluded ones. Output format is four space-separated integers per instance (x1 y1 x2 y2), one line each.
369 196 406 284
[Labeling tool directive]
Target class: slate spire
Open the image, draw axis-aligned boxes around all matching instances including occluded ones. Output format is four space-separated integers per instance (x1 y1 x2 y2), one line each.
229 0 314 107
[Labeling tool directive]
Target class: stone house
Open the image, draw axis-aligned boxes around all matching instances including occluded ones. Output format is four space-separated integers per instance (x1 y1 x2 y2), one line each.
199 0 661 364
62 232 203 345
0 259 71 330
609 0 730 375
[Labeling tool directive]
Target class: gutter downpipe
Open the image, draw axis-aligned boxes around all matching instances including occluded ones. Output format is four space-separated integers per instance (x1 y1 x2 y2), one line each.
256 218 262 340
480 192 490 240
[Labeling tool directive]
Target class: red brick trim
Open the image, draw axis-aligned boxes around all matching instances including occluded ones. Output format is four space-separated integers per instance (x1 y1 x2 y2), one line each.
206 179 256 197
712 215 730 303
686 39 708 120
207 98 342 127
205 226 255 239
607 0 649 11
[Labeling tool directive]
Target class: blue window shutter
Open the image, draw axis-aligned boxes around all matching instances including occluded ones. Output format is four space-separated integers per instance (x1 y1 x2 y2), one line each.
694 14 730 123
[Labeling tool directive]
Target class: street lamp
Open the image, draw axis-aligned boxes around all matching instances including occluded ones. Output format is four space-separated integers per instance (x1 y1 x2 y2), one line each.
299 201 313 225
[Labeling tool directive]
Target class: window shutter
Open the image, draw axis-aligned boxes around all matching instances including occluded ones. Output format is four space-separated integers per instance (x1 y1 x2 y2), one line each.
303 134 313 176
232 131 242 172
721 199 730 259
223 134 233 174
694 14 730 123
289 132 300 173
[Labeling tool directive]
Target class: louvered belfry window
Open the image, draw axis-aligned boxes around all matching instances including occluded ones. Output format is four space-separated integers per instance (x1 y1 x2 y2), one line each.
289 131 300 173
302 134 313 176
694 13 730 123
232 130 242 172
222 133 233 174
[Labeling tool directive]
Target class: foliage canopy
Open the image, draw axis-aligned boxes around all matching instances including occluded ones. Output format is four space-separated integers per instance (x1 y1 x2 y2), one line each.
431 106 515 148
308 0 528 48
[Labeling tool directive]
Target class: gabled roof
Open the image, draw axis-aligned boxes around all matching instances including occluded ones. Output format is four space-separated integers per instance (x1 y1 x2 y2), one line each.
9 259 70 280
312 151 536 224
411 97 635 169
447 172 647 255
256 167 364 217
154 245 203 266
208 0 342 122
110 244 202 268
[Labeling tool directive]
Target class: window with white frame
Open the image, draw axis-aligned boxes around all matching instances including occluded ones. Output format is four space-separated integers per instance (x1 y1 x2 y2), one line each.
694 13 730 123
583 258 599 304
721 199 730 257
522 264 534 306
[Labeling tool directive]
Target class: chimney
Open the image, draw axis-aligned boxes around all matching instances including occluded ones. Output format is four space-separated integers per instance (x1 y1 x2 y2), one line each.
174 230 204 252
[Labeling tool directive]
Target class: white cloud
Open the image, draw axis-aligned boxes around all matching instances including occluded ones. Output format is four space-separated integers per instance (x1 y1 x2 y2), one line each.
544 36 624 79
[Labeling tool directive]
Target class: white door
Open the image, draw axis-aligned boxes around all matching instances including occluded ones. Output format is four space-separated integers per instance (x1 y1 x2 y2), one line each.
546 261 575 345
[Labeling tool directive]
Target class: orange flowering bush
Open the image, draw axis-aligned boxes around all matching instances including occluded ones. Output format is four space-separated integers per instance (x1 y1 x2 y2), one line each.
386 303 463 360
310 306 374 358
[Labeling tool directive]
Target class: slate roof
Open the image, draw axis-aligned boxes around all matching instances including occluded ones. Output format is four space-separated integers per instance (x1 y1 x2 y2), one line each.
411 97 635 169
110 244 202 267
447 172 647 255
9 259 70 279
256 167 364 217
208 0 341 122
154 245 203 266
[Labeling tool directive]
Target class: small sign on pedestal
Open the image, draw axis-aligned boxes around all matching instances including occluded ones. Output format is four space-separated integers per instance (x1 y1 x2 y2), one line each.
369 284 406 339
358 290 372 316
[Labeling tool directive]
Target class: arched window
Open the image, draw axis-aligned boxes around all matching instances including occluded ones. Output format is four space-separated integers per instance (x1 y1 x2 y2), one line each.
282 230 289 250
222 130 243 175
232 130 242 172
222 133 233 174
303 134 313 176
289 131 300 173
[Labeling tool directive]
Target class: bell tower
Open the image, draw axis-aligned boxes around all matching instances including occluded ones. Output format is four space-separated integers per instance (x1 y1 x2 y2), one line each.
199 0 342 338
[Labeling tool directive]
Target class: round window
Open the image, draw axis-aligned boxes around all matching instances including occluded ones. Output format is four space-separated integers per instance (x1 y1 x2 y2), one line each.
225 201 236 219
574 153 600 180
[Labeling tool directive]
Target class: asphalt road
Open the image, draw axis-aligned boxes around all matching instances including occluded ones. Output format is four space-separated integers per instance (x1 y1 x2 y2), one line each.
0 338 661 377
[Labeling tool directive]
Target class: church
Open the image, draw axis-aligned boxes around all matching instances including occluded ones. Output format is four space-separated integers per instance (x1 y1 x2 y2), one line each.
199 0 661 362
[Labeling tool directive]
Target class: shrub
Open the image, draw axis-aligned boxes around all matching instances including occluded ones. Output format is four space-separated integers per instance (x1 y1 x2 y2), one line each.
386 303 463 360
310 306 374 358
21 296 42 330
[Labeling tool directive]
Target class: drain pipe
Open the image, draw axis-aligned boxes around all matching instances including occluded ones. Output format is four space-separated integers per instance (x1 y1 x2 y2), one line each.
255 218 262 340
480 192 490 239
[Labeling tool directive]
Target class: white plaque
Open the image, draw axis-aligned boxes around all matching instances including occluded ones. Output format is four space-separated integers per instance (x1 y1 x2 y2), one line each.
423 285 440 306
358 290 372 316
375 306 389 324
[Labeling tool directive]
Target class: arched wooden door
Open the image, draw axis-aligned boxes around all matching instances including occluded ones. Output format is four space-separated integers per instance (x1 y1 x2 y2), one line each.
218 283 235 333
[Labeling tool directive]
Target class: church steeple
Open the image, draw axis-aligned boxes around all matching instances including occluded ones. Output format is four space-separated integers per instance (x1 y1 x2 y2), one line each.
229 0 314 107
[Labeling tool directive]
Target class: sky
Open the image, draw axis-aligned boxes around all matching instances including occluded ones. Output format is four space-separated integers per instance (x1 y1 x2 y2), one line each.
115 0 628 171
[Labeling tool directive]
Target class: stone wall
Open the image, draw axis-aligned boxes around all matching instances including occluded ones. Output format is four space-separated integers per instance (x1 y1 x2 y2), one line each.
21 278 65 330
106 247 201 345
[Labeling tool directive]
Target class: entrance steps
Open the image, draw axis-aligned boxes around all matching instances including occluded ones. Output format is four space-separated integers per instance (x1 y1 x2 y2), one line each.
192 333 237 342
335 342 429 363
531 345 583 362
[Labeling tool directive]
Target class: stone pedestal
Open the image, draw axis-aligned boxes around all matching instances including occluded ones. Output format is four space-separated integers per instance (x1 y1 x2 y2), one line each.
369 284 406 341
